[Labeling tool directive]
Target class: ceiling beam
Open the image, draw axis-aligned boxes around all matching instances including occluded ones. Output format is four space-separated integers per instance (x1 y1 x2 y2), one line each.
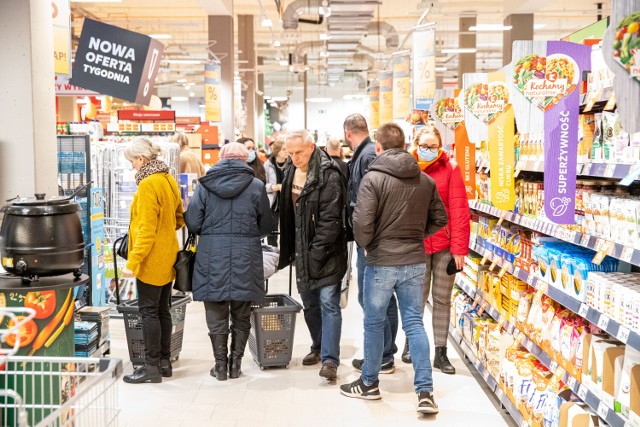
197 0 233 16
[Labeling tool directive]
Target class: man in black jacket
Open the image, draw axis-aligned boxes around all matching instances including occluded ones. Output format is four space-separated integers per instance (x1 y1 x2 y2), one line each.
340 123 448 415
344 114 399 374
278 130 348 380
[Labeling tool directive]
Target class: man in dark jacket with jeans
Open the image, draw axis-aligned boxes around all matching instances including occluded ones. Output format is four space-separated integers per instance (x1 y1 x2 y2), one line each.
279 130 348 380
344 114 399 374
340 123 448 415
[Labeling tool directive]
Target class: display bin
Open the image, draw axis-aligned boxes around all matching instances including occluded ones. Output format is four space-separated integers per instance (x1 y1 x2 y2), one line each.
248 294 303 369
116 295 191 366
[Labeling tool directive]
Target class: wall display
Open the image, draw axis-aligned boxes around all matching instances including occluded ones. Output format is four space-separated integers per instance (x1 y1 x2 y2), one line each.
205 61 222 122
369 82 380 129
412 26 436 111
52 0 71 76
604 0 640 135
392 53 411 119
70 18 164 105
379 70 393 125
512 41 590 224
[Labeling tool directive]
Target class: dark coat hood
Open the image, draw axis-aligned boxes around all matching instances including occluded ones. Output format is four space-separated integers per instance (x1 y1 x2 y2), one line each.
369 149 421 179
199 159 255 199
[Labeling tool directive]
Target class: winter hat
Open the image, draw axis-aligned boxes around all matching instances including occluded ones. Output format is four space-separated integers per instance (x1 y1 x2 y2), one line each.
219 142 249 161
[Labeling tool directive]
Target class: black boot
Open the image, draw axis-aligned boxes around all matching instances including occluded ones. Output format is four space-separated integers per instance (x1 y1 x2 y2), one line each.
228 330 250 379
210 334 229 381
123 365 162 384
433 346 456 374
401 338 411 364
160 359 172 378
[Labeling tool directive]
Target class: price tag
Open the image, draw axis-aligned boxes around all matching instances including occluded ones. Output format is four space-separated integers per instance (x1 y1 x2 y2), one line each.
526 274 536 287
514 167 522 178
580 234 591 247
498 317 506 330
577 384 588 400
583 163 592 175
597 402 609 420
597 315 610 331
617 326 631 343
496 388 505 401
497 213 507 226
472 294 482 309
570 231 578 242
604 164 616 178
550 361 559 372
489 259 498 271
513 266 521 278
498 262 511 278
578 303 589 318
595 238 604 251
621 246 634 263
483 369 490 382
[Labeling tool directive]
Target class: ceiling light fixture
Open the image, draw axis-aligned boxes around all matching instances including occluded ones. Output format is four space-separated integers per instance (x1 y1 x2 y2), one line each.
189 92 195 97
171 96 188 102
273 40 281 47
319 33 331 41
177 79 187 83
469 24 513 32
279 60 288 66
435 66 448 72
261 17 273 27
149 34 172 40
163 59 202 65
441 48 477 54
534 23 547 30
307 97 332 103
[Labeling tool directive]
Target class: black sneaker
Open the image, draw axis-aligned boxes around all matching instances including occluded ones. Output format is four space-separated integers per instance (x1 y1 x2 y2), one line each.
340 378 382 400
417 392 439 415
302 351 321 366
351 358 395 374
319 362 338 380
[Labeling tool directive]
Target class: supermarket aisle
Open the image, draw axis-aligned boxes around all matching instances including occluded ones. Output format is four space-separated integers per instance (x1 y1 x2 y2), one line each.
110 263 512 427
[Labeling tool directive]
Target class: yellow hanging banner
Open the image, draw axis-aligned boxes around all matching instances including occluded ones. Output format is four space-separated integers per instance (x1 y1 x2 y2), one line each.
52 0 71 76
205 62 222 122
369 82 380 129
379 71 393 125
392 53 411 119
487 72 516 210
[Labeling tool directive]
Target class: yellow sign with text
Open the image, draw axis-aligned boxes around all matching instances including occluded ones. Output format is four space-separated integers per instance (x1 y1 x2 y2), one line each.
204 62 222 122
52 0 71 75
488 73 516 210
379 71 393 125
369 83 380 129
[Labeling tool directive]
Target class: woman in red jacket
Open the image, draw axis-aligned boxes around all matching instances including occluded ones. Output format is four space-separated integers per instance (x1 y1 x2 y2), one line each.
403 125 470 374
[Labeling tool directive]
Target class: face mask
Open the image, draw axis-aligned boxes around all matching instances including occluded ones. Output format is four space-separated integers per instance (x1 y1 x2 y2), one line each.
418 147 439 162
247 150 256 163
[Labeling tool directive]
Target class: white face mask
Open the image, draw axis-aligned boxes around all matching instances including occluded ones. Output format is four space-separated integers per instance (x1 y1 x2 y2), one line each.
418 147 439 162
247 150 256 163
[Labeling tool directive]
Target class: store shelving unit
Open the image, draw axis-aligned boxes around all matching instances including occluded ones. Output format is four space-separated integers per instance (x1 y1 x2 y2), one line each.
513 160 640 179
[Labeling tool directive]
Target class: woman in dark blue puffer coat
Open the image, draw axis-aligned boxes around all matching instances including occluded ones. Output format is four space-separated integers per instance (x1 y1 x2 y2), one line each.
185 142 271 381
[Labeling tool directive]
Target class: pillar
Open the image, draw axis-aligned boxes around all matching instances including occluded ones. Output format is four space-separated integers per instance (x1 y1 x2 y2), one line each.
303 55 308 130
256 56 265 147
208 15 234 143
0 0 58 203
458 16 477 87
238 15 256 141
503 14 534 66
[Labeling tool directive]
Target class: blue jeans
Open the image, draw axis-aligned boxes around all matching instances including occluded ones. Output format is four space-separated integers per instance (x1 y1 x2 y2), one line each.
361 263 433 394
300 284 342 365
357 246 398 364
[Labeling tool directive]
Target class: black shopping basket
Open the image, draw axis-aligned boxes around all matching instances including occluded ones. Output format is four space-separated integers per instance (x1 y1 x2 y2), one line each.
248 293 302 369
112 236 191 367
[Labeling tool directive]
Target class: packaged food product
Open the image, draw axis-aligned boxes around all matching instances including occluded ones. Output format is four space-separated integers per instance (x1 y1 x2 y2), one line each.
615 346 640 417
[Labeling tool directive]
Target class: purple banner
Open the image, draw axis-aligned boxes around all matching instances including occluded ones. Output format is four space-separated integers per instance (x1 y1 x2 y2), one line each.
543 41 591 224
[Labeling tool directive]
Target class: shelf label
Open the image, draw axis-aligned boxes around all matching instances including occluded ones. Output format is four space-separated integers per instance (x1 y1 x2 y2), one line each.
498 317 506 330
498 262 510 278
594 238 605 251
570 231 578 242
604 164 616 178
497 213 507 226
597 315 610 331
496 388 505 401
549 360 559 372
489 259 498 271
621 246 634 264
583 163 592 175
577 384 588 400
513 266 521 278
526 274 536 287
580 234 591 247
597 402 609 420
578 303 589 318
617 326 631 344
520 420 530 427
567 376 577 390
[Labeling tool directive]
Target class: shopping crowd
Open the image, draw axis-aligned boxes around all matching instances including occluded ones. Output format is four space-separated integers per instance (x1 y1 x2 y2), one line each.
119 113 470 416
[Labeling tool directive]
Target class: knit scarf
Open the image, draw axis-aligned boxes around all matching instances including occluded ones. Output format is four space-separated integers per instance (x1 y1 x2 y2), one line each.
135 159 170 185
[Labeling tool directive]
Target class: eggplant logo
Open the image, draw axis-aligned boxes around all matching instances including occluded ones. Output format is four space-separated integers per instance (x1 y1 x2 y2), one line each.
549 197 571 217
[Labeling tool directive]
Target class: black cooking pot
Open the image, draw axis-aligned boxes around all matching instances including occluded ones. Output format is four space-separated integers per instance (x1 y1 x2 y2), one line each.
0 184 89 277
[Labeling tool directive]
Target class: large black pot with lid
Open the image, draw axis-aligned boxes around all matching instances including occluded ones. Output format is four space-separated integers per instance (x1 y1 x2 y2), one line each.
0 184 89 278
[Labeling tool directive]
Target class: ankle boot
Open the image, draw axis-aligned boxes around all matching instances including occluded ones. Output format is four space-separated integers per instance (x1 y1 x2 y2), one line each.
123 365 162 384
433 346 456 375
228 330 250 379
209 334 229 381
401 337 411 364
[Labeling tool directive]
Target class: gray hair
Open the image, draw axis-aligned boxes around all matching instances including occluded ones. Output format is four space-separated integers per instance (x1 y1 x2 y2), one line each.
285 130 314 145
124 137 162 161
326 138 342 154
343 113 368 134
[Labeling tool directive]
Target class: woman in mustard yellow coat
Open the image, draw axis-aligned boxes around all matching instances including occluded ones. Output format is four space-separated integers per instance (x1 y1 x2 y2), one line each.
121 137 185 384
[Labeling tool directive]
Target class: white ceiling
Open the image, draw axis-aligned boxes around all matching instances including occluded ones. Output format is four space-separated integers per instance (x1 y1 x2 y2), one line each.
70 0 612 99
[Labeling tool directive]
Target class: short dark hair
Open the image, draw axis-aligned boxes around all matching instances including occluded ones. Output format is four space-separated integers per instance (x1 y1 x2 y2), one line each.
375 123 405 150
343 114 368 134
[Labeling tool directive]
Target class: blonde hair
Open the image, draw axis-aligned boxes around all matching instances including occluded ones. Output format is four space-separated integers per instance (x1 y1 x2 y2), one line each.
270 140 285 158
124 137 162 162
173 132 189 149
413 124 442 148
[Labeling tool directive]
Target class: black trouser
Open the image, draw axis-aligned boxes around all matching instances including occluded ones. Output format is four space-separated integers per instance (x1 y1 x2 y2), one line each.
204 300 252 335
137 279 172 365
300 290 322 353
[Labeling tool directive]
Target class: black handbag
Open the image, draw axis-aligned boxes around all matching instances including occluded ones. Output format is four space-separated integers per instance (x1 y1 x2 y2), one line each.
115 233 129 260
173 233 196 293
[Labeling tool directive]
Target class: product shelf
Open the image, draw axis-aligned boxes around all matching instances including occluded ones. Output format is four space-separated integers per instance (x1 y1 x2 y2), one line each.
470 200 640 269
454 271 629 427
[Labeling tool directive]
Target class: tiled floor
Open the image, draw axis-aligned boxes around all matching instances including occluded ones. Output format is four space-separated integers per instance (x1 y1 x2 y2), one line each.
110 261 513 427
